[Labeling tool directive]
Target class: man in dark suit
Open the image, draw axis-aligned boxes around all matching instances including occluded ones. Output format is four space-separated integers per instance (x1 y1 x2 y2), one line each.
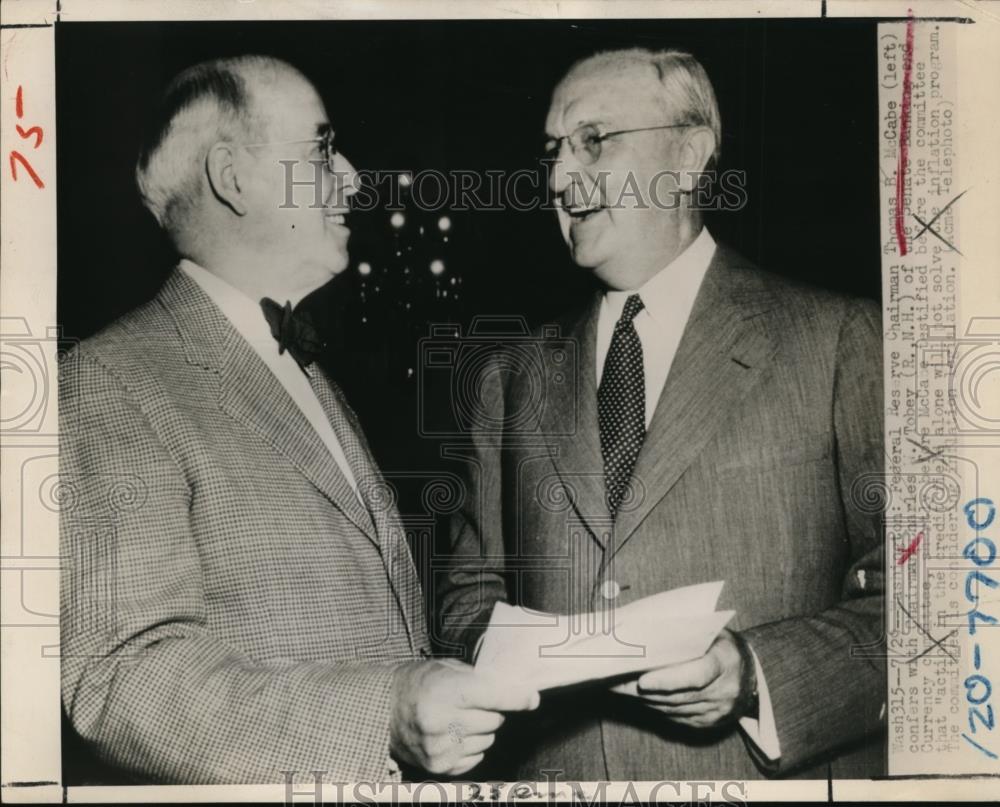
59 55 537 784
437 48 885 779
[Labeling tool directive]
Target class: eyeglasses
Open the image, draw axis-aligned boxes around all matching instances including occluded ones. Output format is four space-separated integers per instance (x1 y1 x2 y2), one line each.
241 127 338 172
543 122 692 166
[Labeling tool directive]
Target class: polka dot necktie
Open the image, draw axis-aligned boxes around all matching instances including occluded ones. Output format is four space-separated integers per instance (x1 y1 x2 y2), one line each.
598 293 646 519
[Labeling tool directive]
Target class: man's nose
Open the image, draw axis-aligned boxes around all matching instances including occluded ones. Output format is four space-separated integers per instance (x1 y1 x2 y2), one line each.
551 155 597 211
331 152 360 199
548 141 580 196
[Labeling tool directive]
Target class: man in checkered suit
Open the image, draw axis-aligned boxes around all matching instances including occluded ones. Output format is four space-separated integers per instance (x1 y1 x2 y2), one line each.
59 55 537 784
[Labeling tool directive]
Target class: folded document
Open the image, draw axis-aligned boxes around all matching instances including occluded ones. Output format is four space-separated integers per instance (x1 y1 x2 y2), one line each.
474 581 734 691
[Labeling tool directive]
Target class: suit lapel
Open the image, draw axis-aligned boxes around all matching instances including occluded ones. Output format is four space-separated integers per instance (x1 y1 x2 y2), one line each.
539 294 614 547
610 247 779 555
315 366 425 652
157 268 379 547
218 335 379 545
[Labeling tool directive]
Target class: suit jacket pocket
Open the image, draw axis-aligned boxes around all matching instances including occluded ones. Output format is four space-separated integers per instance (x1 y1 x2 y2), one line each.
710 431 833 474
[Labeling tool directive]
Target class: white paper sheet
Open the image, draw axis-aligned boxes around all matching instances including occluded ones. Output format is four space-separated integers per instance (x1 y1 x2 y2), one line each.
474 581 734 691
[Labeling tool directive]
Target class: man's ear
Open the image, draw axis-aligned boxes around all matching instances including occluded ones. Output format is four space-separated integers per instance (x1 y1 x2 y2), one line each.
205 142 248 216
675 127 717 192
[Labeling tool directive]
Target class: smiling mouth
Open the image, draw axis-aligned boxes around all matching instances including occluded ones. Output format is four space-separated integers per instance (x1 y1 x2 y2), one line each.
324 212 348 226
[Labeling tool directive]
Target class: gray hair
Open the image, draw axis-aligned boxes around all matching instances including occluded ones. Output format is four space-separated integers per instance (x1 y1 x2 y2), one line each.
566 47 722 163
135 55 298 238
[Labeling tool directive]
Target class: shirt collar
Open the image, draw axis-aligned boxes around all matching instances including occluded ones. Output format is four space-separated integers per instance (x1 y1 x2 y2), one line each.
603 227 717 326
178 259 281 357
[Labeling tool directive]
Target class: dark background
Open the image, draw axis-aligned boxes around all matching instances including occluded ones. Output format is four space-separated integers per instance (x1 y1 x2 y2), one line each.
57 18 880 782
57 16 881 507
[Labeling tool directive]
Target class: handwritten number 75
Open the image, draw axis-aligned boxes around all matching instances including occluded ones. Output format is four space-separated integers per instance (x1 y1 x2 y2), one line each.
8 86 45 189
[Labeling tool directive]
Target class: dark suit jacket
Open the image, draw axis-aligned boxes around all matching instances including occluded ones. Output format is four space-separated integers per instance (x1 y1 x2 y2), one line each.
436 245 886 780
60 269 429 783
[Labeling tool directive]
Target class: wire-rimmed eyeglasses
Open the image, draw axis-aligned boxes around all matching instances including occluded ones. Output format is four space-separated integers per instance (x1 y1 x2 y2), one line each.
543 122 692 166
241 126 338 172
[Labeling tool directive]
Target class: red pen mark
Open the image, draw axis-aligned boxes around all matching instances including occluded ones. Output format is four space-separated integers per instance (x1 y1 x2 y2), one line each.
898 531 924 565
8 84 45 189
894 10 915 256
9 151 45 188
16 124 43 148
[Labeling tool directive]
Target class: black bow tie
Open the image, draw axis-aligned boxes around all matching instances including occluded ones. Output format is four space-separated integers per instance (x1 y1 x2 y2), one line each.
260 296 327 369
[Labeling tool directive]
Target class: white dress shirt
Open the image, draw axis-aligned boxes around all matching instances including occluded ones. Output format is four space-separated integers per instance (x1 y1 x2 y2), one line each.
594 228 781 761
178 259 358 492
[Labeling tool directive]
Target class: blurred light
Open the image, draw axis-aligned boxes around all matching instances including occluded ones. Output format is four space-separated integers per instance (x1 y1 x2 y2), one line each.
358 262 372 277
437 215 452 232
430 259 445 276
398 173 412 188
390 212 406 229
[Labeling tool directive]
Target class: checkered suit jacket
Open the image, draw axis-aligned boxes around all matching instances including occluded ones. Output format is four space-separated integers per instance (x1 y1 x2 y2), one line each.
437 245 886 780
60 268 429 784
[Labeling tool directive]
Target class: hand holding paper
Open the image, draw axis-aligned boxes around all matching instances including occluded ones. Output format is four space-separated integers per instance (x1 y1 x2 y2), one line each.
612 627 755 728
390 659 539 776
474 581 734 692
